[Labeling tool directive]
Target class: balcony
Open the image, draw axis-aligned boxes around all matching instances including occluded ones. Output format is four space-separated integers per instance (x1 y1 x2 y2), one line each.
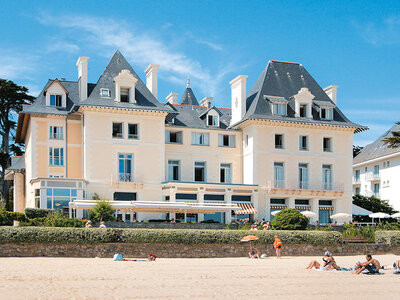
352 177 361 184
268 180 344 197
365 173 380 181
365 191 380 198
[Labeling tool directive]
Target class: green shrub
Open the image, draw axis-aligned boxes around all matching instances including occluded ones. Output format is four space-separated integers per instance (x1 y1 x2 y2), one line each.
0 227 342 245
19 218 46 227
0 211 27 225
376 222 400 231
44 212 86 228
88 200 115 222
25 208 55 219
375 231 400 246
342 224 375 243
271 209 309 230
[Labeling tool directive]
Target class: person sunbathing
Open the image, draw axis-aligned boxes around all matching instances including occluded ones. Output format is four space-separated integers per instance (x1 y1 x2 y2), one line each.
355 254 381 274
306 252 340 270
249 246 260 259
381 259 400 270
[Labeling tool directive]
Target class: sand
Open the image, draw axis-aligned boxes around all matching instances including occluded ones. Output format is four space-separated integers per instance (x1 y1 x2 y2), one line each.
0 255 399 300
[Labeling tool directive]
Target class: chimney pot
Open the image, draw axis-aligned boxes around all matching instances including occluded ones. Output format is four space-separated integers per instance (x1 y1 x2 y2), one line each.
166 92 178 105
324 85 338 105
76 56 89 101
145 64 160 99
229 75 248 125
200 97 213 108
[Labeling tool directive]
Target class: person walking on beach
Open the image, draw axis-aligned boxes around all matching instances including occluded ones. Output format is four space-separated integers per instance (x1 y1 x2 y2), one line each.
273 235 283 259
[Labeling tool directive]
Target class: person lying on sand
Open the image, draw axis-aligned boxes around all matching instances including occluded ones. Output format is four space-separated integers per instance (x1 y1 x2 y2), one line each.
306 251 341 270
354 254 381 274
381 259 400 270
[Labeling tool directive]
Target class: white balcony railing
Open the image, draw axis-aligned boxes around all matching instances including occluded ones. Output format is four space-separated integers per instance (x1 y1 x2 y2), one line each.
119 173 133 182
365 173 380 180
272 180 343 191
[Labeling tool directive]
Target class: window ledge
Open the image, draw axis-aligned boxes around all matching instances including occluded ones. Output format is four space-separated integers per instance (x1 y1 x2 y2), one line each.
191 144 210 146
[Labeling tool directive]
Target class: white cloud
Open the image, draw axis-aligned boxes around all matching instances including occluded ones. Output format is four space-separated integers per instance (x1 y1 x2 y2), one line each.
0 49 36 80
45 39 80 54
354 16 400 45
38 14 231 97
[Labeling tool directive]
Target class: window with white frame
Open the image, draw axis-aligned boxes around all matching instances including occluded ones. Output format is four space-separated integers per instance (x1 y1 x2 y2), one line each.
207 115 219 127
194 162 206 182
271 102 287 116
274 162 284 188
168 160 180 181
220 163 232 183
298 163 308 189
322 164 332 190
118 154 133 182
218 134 236 147
49 147 64 166
120 87 130 103
299 135 308 151
128 124 139 139
112 122 123 138
323 137 332 152
49 126 63 140
165 130 183 144
100 88 111 98
50 95 62 107
299 105 307 117
320 107 333 120
275 134 284 149
191 132 209 146
354 170 360 182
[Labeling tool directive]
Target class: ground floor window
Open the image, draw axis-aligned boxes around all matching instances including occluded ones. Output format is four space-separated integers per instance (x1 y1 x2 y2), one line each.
319 209 332 224
46 188 77 211
176 213 198 223
204 212 225 223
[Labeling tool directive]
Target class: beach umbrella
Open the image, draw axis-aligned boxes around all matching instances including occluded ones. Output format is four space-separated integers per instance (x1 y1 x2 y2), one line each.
391 213 400 218
271 210 281 216
301 211 316 217
240 235 259 253
369 212 390 223
330 213 351 220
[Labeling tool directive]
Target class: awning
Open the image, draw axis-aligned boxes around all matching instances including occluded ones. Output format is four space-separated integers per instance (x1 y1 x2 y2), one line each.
352 204 372 216
235 203 257 215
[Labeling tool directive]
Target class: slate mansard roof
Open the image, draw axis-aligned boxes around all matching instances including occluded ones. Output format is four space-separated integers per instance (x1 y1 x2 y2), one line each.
354 123 400 165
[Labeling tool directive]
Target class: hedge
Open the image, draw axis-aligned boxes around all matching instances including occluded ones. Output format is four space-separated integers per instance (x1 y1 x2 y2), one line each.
0 227 343 245
375 231 400 246
25 208 55 219
0 211 26 225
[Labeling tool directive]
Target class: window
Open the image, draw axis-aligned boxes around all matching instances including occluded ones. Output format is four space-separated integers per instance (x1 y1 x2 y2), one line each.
295 199 309 205
100 88 110 98
323 137 332 152
364 167 368 172
373 165 379 177
35 189 40 208
275 134 284 149
220 163 232 183
299 136 308 151
49 126 63 140
354 170 360 182
50 95 62 107
232 195 251 202
218 134 236 147
298 163 308 189
387 161 390 167
321 108 333 120
168 160 180 181
128 124 139 139
118 154 133 182
319 209 332 224
112 122 123 138
355 187 360 195
272 103 287 116
274 162 284 188
319 200 332 206
166 130 183 144
322 165 332 190
46 188 77 211
191 132 209 146
194 162 206 182
373 183 380 197
299 105 306 117
207 115 219 127
49 147 64 166
120 87 130 102
245 135 249 146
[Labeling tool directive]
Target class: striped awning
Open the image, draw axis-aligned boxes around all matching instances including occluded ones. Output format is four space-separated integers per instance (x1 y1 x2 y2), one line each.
295 206 311 210
319 206 334 211
235 203 257 215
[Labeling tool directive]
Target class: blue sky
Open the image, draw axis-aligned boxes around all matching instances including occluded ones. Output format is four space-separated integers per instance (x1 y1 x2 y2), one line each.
1 0 400 146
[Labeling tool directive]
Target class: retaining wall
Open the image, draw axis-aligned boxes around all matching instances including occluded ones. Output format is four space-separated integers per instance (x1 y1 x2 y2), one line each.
0 243 399 258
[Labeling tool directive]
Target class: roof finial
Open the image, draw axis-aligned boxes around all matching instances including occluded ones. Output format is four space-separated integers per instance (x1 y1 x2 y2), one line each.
186 76 190 88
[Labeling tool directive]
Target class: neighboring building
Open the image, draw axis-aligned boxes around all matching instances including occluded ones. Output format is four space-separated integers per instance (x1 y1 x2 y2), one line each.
353 124 400 211
6 51 365 224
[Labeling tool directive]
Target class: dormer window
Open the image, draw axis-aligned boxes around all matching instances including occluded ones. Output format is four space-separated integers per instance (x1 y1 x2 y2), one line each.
207 115 219 126
272 102 287 116
120 87 130 103
299 105 307 117
50 95 62 107
320 108 333 120
100 88 110 98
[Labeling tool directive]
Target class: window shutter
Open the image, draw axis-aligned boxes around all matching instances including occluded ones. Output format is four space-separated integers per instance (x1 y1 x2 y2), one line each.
218 134 223 146
204 133 209 145
165 130 170 143
230 135 236 147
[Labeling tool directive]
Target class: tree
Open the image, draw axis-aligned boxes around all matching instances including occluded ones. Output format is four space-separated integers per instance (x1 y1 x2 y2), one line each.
353 145 363 158
352 194 396 214
383 122 400 148
271 208 309 230
88 200 116 222
0 79 34 210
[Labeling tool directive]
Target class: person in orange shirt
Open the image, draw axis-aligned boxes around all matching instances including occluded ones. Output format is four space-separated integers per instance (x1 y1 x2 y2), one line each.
273 235 283 259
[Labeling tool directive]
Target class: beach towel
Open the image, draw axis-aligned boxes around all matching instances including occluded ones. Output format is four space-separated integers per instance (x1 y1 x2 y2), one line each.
113 253 124 261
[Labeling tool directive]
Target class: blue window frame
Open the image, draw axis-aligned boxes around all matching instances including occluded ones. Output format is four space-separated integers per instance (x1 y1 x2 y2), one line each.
46 188 77 211
118 154 133 182
49 147 64 166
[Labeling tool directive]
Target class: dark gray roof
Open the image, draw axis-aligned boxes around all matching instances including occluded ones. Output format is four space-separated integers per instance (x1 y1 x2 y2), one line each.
167 104 232 130
180 87 199 106
354 123 400 164
8 156 25 171
240 60 366 132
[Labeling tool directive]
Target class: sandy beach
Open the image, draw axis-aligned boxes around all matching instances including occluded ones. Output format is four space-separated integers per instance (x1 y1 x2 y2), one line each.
0 255 399 300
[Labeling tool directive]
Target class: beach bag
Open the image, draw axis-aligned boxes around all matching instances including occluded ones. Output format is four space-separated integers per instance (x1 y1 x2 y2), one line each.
113 253 124 261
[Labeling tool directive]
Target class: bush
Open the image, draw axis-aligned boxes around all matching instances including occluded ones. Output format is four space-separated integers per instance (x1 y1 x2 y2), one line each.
0 227 343 245
343 224 375 243
271 209 309 230
25 208 55 219
43 213 86 228
88 200 115 222
0 211 27 225
375 231 400 246
19 218 46 227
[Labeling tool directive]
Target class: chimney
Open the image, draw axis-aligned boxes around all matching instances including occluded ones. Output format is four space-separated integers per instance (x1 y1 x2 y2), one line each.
200 97 213 108
76 56 89 101
166 92 178 105
145 64 160 99
229 75 248 125
324 85 338 105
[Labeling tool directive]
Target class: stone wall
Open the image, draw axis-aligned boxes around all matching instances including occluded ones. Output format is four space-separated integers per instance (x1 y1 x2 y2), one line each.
0 243 399 258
